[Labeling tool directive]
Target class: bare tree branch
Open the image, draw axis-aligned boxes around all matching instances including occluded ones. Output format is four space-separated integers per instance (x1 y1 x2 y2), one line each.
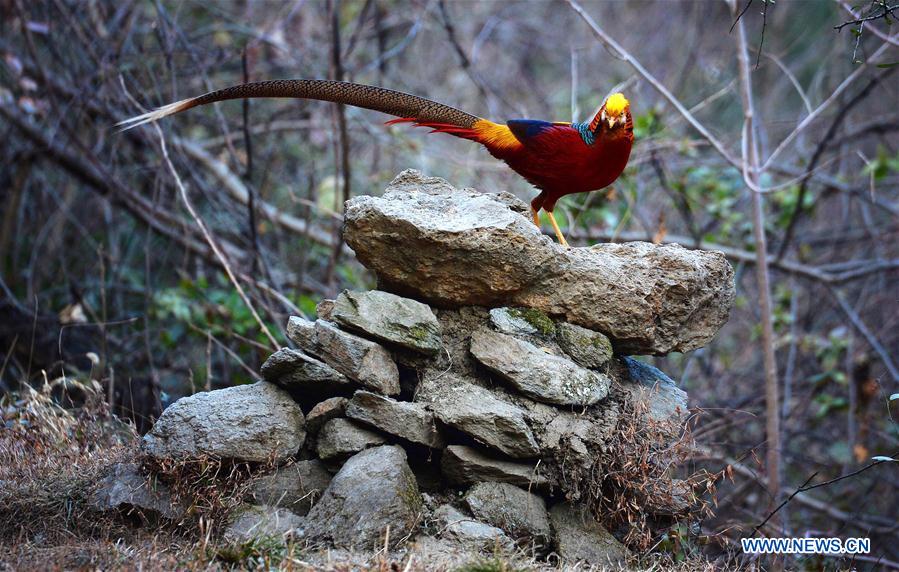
835 2 898 30
761 39 895 171
566 0 744 172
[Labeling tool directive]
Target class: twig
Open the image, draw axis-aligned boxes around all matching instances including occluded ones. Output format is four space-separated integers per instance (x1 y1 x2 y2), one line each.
152 122 280 350
764 53 813 116
730 0 754 33
850 554 899 571
569 228 899 285
694 447 899 536
761 39 894 172
241 49 260 275
776 70 894 260
835 2 898 30
753 471 818 535
754 454 898 535
438 0 488 104
566 0 744 172
188 322 260 380
838 1 899 47
325 0 352 293
650 152 700 245
176 138 344 250
828 287 899 382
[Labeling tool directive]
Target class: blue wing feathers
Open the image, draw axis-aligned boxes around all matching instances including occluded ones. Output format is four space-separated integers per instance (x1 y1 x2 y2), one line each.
506 119 555 141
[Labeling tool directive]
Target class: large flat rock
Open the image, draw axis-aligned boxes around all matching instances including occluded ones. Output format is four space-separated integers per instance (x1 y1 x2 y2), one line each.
550 502 629 567
305 396 349 435
344 170 734 355
142 381 305 463
621 357 689 426
470 328 609 406
248 460 332 516
260 347 353 398
463 482 551 549
346 390 445 448
441 445 553 489
414 371 539 459
224 504 304 542
316 418 386 462
90 462 185 521
331 290 442 355
432 504 514 550
287 317 400 396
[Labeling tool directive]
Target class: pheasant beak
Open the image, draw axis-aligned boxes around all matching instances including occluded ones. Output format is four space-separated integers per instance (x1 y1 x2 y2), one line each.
602 110 625 129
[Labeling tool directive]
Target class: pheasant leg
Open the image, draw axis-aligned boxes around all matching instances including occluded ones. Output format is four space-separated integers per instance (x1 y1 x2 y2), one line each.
546 211 569 248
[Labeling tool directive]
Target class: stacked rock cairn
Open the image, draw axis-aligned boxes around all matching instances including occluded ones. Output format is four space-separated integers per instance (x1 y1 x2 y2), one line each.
116 171 734 567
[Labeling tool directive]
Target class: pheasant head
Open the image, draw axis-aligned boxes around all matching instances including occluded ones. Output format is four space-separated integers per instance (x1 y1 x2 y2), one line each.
589 92 631 136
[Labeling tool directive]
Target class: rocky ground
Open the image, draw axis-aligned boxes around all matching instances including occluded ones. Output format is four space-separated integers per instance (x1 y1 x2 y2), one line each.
2 170 735 571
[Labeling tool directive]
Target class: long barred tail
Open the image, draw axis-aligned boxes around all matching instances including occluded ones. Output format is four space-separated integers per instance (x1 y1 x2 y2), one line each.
117 79 482 131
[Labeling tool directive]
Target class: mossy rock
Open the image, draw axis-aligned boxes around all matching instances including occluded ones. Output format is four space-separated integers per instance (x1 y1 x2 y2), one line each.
332 290 442 355
489 307 556 338
556 322 613 369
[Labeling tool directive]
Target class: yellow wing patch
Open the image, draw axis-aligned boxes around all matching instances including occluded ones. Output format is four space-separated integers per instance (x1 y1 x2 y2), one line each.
472 119 523 151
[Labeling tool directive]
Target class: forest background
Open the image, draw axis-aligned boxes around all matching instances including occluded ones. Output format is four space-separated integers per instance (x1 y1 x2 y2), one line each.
1 0 898 568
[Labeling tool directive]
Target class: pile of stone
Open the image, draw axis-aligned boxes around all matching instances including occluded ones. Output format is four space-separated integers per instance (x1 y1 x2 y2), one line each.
94 171 734 567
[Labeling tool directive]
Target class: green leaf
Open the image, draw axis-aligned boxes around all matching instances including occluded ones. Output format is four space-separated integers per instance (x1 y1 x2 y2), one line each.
871 456 896 462
876 62 899 68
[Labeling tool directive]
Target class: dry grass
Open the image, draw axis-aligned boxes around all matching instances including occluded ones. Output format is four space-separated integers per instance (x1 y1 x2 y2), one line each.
575 396 723 554
0 381 292 570
0 379 136 539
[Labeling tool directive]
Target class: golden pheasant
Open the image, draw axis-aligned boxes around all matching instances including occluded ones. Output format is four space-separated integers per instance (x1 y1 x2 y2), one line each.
119 79 634 246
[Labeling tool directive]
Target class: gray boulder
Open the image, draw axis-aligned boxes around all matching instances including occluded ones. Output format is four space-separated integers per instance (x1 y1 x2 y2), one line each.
260 347 353 396
550 502 629 567
224 504 304 542
344 170 555 308
332 290 442 355
316 418 387 462
415 371 539 458
248 460 332 516
463 482 551 548
432 504 514 550
90 462 185 521
346 390 445 448
343 170 734 355
441 445 553 489
556 322 613 369
142 382 305 463
470 329 609 407
622 357 689 425
287 317 400 396
303 445 422 548
306 397 349 435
